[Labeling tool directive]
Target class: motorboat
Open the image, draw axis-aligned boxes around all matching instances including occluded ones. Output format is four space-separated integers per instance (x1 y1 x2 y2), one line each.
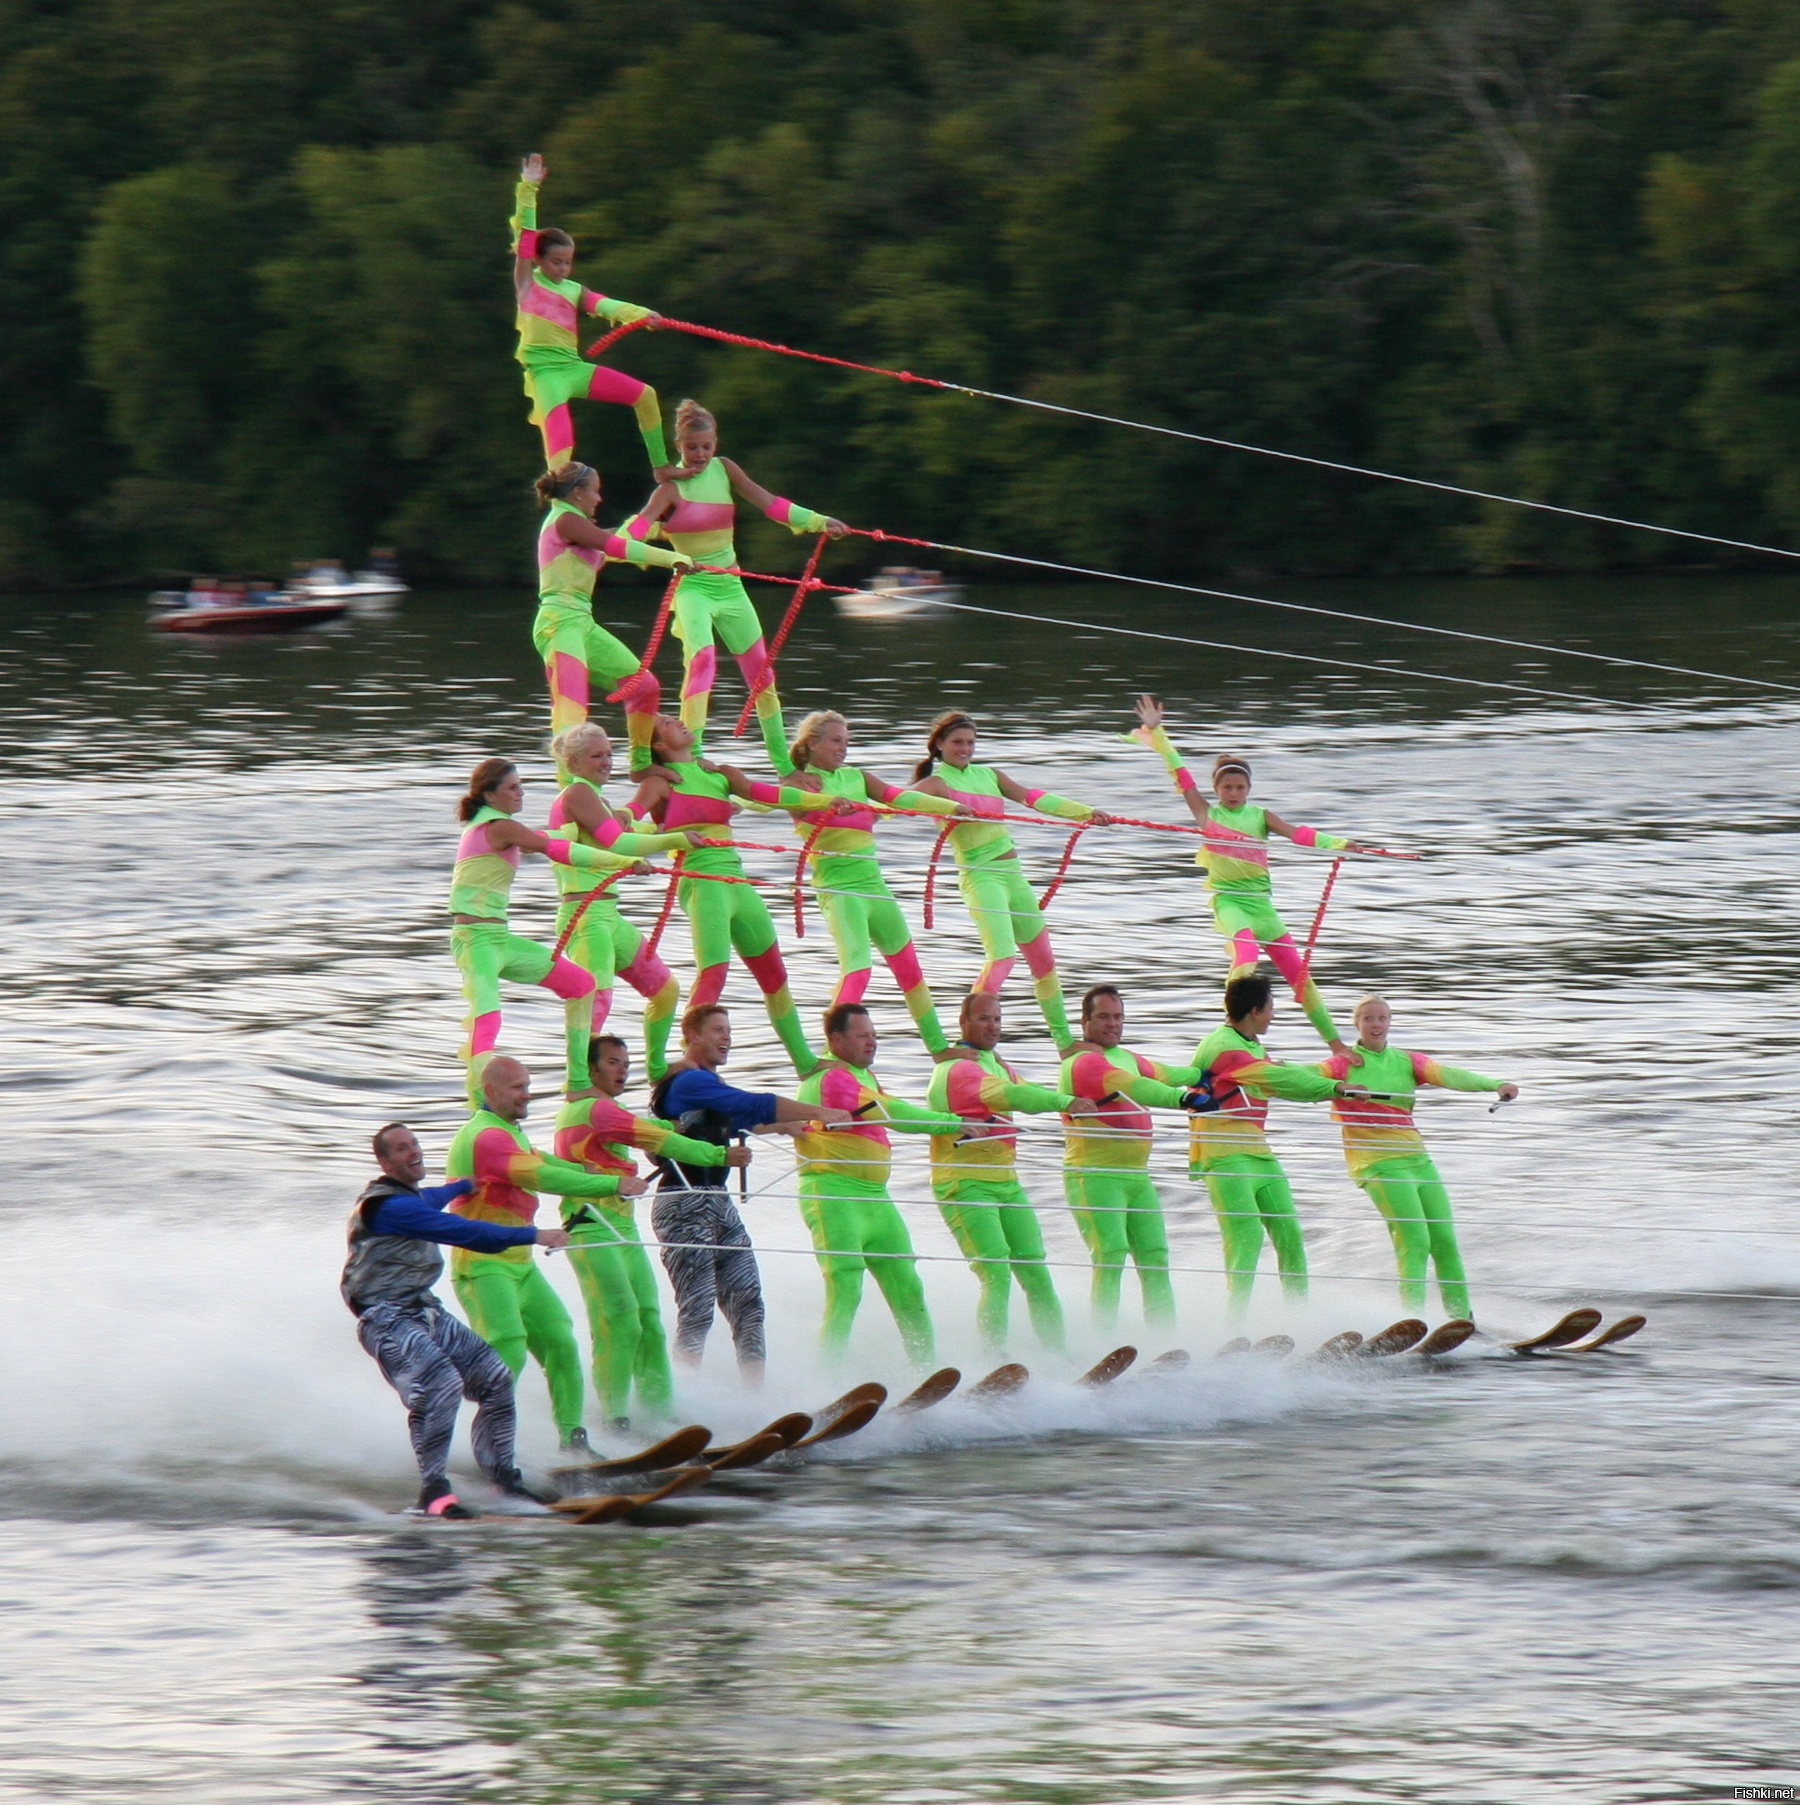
833 567 962 618
281 554 409 602
148 580 349 634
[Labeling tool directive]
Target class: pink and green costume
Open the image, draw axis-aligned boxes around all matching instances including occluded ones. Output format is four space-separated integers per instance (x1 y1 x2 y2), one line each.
1190 1022 1340 1314
447 805 620 1104
510 179 667 472
551 1093 726 1424
1059 1044 1204 1330
642 759 839 1075
793 1064 958 1368
1135 726 1347 1046
1315 1044 1506 1319
630 455 828 769
932 761 1095 1047
535 498 683 761
790 765 959 1054
926 1047 1073 1353
545 777 693 1084
446 1107 624 1441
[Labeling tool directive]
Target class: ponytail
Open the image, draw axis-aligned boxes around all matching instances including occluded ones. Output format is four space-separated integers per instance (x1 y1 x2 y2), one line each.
911 711 976 784
534 462 596 506
458 758 517 821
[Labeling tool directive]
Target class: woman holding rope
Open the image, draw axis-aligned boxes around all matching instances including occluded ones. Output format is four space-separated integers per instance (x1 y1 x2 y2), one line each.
906 713 1111 1051
782 710 964 1055
1128 694 1375 1061
628 714 851 1077
624 400 845 770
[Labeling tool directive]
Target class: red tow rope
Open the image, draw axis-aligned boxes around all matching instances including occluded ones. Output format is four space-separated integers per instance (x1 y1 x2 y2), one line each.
644 853 687 961
606 570 683 708
922 819 957 929
792 814 832 938
1298 856 1344 986
735 533 826 740
1038 822 1092 912
550 867 630 962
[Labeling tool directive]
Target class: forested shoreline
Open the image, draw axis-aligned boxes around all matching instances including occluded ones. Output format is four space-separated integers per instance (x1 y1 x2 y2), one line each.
4 0 1800 587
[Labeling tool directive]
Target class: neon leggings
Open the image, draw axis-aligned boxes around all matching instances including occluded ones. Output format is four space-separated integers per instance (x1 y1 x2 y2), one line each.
556 897 680 1080
1210 892 1340 1045
1358 1153 1471 1319
679 871 814 1075
1063 1169 1175 1330
527 357 665 473
670 567 786 766
452 1253 585 1438
817 875 948 1053
797 1175 935 1367
566 1212 674 1424
935 1179 1065 1354
955 857 1072 1045
1202 1153 1308 1316
450 920 596 1104
531 598 660 768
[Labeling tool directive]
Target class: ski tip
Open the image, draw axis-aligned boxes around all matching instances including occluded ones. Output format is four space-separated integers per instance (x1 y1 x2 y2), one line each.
698 1413 813 1462
1415 1318 1477 1358
1561 1312 1648 1354
895 1367 962 1413
706 1429 789 1472
1508 1307 1603 1353
968 1362 1030 1400
1354 1318 1429 1359
1306 1330 1364 1363
1250 1334 1295 1358
792 1395 882 1448
1077 1346 1139 1388
549 1421 712 1481
1214 1336 1253 1357
1148 1348 1192 1371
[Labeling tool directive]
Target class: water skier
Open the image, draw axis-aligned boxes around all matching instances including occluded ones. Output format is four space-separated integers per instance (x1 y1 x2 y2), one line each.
1316 996 1518 1321
344 1122 571 1518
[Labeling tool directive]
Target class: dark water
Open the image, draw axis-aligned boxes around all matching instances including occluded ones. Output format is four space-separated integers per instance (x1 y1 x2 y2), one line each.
4 572 1800 1802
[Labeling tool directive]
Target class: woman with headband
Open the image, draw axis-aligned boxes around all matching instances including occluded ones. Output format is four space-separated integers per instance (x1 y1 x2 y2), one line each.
511 153 674 475
450 757 697 1105
783 710 962 1055
906 712 1111 1050
623 400 845 770
1129 694 1372 1060
1316 995 1518 1321
533 461 690 767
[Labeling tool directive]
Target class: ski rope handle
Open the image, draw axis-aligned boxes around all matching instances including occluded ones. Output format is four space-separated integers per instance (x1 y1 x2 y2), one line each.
792 813 832 938
734 533 826 739
922 819 957 929
549 867 631 962
1038 822 1092 911
1298 855 1344 986
643 853 686 962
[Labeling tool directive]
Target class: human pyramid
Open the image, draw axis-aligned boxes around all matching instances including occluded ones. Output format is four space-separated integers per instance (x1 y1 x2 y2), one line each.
340 157 1520 1515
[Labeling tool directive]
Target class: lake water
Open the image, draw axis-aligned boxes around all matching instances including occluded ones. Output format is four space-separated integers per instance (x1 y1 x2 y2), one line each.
4 570 1800 1802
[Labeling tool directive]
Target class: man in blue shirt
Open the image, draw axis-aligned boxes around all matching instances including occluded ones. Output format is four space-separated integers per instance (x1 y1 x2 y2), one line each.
343 1121 571 1518
647 1004 852 1382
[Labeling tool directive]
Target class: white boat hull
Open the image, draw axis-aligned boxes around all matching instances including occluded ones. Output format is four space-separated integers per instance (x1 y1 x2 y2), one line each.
834 584 961 618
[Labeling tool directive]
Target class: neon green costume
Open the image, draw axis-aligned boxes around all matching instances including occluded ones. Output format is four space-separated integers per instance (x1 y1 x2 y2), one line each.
926 1046 1073 1353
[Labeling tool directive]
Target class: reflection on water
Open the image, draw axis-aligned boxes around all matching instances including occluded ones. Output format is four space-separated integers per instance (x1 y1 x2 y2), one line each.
4 575 1800 1800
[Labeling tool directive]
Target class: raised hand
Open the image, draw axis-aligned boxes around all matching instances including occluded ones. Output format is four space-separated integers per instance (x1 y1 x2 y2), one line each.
521 152 546 185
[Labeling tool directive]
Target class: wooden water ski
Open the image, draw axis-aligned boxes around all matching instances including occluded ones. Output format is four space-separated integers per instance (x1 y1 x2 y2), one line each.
1076 1346 1138 1388
788 1396 881 1448
1147 1349 1191 1371
1354 1319 1428 1359
1251 1334 1294 1357
968 1362 1030 1399
697 1412 812 1463
704 1430 791 1472
1413 1319 1476 1357
549 1422 711 1483
1306 1330 1363 1362
1214 1336 1252 1356
809 1381 889 1435
1508 1308 1602 1353
556 1464 714 1524
1554 1313 1647 1354
895 1367 962 1413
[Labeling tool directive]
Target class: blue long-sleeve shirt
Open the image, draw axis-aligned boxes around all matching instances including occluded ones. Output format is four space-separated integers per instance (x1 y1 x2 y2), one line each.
655 1067 780 1133
341 1176 540 1315
363 1179 538 1253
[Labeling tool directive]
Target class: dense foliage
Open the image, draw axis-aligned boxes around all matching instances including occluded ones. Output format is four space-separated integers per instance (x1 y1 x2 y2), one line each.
6 0 1800 583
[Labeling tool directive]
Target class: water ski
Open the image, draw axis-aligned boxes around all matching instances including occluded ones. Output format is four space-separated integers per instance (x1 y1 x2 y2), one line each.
557 1464 714 1524
1215 1336 1253 1357
549 1422 711 1484
1305 1330 1363 1362
1554 1313 1647 1354
1147 1349 1191 1372
697 1413 813 1464
809 1382 889 1435
789 1396 881 1449
968 1363 1030 1400
1354 1319 1429 1359
1414 1319 1477 1358
1251 1334 1294 1357
704 1429 791 1472
895 1368 962 1413
1076 1346 1138 1388
1508 1309 1602 1353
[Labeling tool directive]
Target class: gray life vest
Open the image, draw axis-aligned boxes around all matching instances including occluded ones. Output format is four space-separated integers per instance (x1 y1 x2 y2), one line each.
340 1178 446 1316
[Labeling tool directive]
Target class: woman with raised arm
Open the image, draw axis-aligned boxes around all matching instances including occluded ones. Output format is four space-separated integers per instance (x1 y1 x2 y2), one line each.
510 153 674 475
1129 694 1375 1061
783 710 961 1055
1317 995 1518 1322
627 715 849 1077
450 757 695 1104
625 400 845 769
533 462 689 762
906 712 1112 1051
